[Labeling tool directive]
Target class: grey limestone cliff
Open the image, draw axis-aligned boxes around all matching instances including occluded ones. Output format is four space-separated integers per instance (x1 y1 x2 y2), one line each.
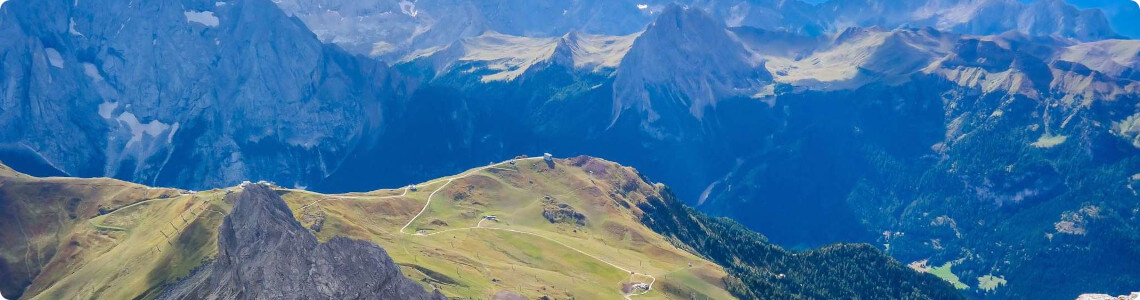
159 184 444 300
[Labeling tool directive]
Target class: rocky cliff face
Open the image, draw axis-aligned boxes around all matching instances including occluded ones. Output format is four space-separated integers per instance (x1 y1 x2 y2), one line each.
613 4 771 126
159 184 444 300
0 0 398 189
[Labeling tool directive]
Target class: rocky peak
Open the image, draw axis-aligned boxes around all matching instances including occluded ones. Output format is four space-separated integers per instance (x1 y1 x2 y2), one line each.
548 29 638 73
159 184 445 300
613 4 771 124
549 30 583 68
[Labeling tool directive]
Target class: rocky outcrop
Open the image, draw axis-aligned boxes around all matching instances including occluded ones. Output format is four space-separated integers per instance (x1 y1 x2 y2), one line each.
540 196 587 226
159 184 444 300
613 5 771 124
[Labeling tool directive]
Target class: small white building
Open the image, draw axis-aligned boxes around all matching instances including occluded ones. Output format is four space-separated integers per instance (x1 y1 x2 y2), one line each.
543 153 553 162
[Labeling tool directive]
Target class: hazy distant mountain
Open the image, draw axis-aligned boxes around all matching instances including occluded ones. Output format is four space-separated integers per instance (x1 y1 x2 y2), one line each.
274 0 1122 60
1062 0 1140 37
271 0 665 60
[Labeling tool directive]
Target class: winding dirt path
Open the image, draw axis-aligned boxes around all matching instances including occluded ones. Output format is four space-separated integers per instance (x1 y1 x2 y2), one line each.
398 157 656 299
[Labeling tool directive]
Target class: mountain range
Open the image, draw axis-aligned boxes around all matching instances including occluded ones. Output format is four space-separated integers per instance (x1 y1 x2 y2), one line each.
1 0 1138 298
273 0 1131 61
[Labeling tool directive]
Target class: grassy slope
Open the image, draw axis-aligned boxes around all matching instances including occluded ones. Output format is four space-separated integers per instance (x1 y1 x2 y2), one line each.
0 163 228 299
1 156 961 299
284 156 735 299
0 158 735 299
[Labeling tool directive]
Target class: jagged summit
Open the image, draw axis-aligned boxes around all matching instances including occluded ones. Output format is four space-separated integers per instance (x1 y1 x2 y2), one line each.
613 5 771 122
159 184 445 300
549 30 638 73
403 29 638 82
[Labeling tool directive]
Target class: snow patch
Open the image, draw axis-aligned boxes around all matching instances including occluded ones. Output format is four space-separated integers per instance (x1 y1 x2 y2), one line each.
44 48 64 68
1032 134 1068 148
398 1 418 17
98 101 118 119
371 41 397 56
69 18 84 37
697 180 720 206
167 122 180 143
116 112 172 148
82 62 103 82
726 4 748 27
184 10 219 27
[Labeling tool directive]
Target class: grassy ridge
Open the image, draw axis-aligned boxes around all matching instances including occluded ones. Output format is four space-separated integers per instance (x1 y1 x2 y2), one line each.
283 156 736 299
0 156 962 299
1 158 737 299
0 163 225 299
